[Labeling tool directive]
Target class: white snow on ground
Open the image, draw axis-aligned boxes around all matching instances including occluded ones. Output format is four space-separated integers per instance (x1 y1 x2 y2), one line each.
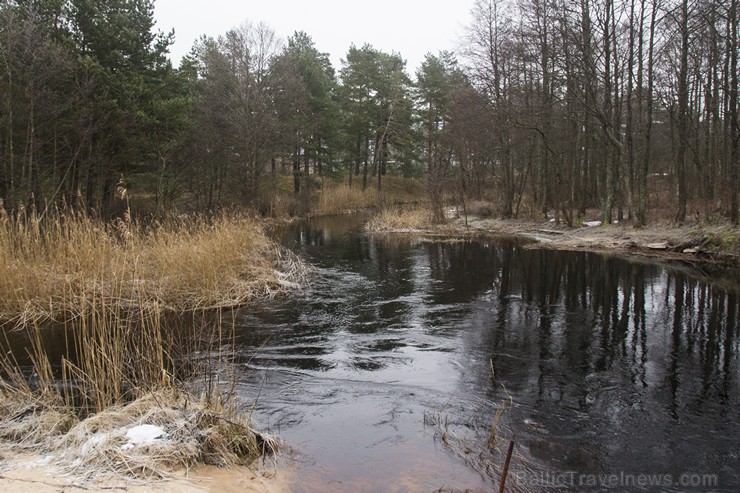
585 221 602 227
121 424 166 450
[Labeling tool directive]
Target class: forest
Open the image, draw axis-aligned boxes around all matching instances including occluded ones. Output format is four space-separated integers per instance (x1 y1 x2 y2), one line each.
0 0 738 225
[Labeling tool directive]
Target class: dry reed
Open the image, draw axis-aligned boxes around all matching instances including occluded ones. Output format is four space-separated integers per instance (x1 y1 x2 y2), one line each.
0 290 279 482
315 177 426 216
0 293 277 476
365 206 435 232
52 391 277 481
0 205 302 482
0 207 308 326
316 184 380 214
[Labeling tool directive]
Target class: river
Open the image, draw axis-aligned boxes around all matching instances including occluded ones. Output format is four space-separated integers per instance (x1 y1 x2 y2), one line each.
227 214 739 492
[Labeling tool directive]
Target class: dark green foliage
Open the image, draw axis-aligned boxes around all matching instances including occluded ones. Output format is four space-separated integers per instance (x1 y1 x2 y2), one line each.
1 0 736 223
339 44 418 190
0 0 182 214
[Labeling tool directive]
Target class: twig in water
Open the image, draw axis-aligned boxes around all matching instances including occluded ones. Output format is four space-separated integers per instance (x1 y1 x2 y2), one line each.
498 439 516 493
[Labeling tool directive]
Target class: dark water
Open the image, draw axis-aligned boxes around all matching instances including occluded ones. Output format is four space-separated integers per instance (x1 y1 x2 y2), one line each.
231 215 739 492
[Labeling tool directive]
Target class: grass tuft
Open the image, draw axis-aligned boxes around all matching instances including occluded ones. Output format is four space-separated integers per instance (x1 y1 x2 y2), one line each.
365 206 435 232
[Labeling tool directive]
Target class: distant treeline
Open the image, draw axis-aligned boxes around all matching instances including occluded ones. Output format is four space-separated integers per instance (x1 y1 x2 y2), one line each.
0 0 738 224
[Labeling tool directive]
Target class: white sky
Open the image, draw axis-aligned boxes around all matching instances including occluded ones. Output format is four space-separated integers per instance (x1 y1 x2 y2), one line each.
152 0 475 74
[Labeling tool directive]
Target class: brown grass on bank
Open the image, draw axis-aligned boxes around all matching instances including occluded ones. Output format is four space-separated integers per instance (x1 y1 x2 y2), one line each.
316 184 380 214
0 208 308 326
365 206 435 232
237 175 427 218
0 389 277 482
314 176 426 215
0 206 304 483
0 303 277 482
365 201 740 269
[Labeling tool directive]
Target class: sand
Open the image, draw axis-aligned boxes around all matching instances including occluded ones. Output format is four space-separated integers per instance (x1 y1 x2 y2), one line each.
0 454 293 493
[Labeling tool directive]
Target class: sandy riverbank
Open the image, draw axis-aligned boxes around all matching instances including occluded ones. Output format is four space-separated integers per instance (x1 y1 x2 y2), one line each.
0 453 292 492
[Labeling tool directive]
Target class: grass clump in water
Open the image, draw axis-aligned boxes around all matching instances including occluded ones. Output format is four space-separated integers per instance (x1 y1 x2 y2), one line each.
366 206 435 232
0 299 279 482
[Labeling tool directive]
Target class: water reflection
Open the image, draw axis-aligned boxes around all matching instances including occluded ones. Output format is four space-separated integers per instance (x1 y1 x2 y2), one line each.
235 215 739 492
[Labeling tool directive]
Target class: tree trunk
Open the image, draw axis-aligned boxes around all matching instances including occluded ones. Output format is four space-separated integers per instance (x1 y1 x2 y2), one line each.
603 0 614 224
625 0 637 221
362 138 369 191
675 0 689 223
293 147 301 194
730 0 739 224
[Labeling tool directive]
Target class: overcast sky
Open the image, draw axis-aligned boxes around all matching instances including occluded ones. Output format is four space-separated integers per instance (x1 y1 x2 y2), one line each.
153 0 475 74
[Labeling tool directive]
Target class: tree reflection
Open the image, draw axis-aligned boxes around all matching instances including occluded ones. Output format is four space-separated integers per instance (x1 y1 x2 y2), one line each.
416 238 737 479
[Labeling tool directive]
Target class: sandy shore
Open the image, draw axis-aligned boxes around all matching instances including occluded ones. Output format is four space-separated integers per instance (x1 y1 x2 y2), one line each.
0 454 293 493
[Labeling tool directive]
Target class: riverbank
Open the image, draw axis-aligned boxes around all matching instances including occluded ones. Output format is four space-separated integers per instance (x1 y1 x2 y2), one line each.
0 456 291 492
0 210 308 492
366 206 740 270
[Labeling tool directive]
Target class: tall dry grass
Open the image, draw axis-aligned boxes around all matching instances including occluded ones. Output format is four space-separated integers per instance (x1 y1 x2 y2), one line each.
365 206 435 232
314 176 427 215
0 206 302 480
0 207 306 326
0 297 275 479
316 184 380 214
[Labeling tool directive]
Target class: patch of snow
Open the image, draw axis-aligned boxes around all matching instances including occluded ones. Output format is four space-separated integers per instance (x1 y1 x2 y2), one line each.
121 424 166 450
585 221 602 227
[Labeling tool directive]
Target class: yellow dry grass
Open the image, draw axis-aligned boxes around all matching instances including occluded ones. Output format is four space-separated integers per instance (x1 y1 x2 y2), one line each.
365 206 435 232
0 202 304 483
0 209 306 326
0 389 276 482
314 177 426 215
316 184 380 214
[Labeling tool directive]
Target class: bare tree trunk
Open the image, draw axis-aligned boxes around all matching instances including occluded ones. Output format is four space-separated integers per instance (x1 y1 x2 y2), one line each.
292 146 300 194
303 147 310 190
675 0 689 223
603 0 615 224
362 137 369 191
580 0 595 221
730 0 739 224
611 0 623 223
635 0 650 227
625 0 637 221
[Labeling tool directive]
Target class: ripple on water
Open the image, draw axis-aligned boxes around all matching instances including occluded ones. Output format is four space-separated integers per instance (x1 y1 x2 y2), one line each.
232 216 740 492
